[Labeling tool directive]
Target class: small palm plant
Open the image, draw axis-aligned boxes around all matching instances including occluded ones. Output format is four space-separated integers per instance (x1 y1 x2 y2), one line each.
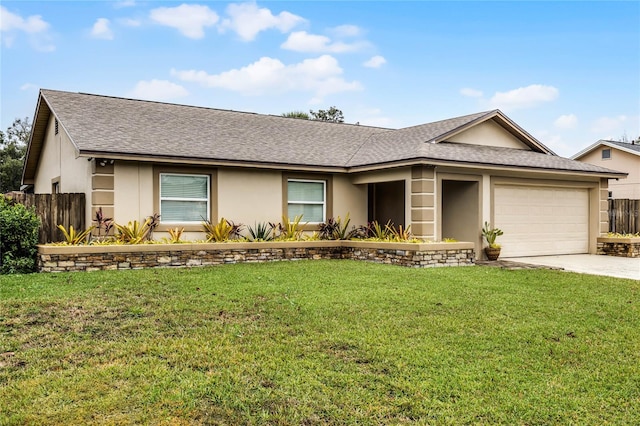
202 218 243 242
247 222 274 241
115 219 152 244
57 224 95 245
482 221 504 260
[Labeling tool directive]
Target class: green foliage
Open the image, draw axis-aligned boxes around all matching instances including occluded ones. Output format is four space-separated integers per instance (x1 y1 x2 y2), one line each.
281 111 310 120
319 214 354 240
57 224 95 245
202 217 243 242
309 106 344 123
272 215 305 240
364 220 392 240
482 221 504 248
115 219 152 244
0 195 39 274
0 117 31 193
386 223 413 242
247 222 274 241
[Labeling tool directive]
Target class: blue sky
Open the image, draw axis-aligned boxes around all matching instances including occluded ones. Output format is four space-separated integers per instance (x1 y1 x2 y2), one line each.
1 1 638 157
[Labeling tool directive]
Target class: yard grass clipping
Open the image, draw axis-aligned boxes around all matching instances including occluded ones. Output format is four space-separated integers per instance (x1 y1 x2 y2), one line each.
1 260 638 425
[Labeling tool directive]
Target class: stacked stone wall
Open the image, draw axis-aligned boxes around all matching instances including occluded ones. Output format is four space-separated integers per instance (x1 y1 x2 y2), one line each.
38 242 475 272
597 240 640 258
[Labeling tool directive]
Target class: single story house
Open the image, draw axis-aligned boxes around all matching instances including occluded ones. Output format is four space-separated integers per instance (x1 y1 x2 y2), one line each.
571 139 640 199
22 89 626 258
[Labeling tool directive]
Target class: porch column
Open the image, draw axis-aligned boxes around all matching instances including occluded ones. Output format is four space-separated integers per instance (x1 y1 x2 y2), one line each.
410 165 435 240
91 159 115 236
599 178 609 236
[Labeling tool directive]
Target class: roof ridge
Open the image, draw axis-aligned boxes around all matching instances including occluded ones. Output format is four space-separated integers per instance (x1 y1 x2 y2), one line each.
396 109 496 132
39 88 391 130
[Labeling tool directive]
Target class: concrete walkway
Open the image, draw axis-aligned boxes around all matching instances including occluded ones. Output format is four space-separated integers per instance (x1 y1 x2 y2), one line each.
503 254 640 280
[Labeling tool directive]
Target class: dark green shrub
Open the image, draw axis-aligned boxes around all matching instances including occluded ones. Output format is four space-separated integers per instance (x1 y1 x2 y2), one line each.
0 195 40 274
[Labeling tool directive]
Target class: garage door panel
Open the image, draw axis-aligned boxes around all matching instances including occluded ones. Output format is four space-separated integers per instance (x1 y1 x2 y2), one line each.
495 186 589 257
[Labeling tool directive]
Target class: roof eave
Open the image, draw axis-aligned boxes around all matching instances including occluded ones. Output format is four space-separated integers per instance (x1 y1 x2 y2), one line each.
347 157 627 178
76 150 348 174
22 91 50 184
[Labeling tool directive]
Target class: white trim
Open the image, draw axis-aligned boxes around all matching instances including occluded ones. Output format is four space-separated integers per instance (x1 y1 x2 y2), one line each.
287 178 326 223
159 173 210 223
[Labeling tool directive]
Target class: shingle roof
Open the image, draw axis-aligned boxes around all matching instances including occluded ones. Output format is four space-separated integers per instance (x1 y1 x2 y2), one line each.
603 140 640 154
39 89 389 168
24 89 626 179
348 141 624 174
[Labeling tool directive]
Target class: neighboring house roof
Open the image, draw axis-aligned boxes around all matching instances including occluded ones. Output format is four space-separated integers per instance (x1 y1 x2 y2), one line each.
23 89 626 182
571 139 640 160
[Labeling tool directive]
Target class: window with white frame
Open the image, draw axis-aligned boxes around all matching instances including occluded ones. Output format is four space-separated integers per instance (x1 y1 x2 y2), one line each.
287 179 326 223
160 173 210 223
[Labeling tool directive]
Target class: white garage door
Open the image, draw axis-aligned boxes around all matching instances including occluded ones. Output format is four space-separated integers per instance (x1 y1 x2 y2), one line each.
494 185 589 257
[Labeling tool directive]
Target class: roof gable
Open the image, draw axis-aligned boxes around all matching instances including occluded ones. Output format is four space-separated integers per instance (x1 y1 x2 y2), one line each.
445 120 532 150
572 139 640 160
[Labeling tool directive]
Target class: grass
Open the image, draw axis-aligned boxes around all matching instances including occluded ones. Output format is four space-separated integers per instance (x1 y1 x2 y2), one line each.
1 260 638 425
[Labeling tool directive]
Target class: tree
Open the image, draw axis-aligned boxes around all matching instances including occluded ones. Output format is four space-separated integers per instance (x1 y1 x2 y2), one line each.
281 111 310 120
309 106 344 123
0 117 31 193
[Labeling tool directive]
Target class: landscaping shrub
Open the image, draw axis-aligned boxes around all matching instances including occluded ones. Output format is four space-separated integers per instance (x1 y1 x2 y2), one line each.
0 195 40 274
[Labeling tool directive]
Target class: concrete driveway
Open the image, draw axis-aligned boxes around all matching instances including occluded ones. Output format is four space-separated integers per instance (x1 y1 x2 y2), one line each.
503 254 640 280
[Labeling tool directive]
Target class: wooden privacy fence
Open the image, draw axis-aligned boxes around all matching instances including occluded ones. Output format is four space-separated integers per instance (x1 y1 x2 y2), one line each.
5 193 85 243
608 199 640 234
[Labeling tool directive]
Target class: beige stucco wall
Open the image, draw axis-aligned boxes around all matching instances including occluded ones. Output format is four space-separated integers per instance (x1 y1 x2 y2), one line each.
217 168 282 224
33 115 91 194
109 165 370 240
578 148 639 199
33 115 93 227
332 174 367 227
217 169 368 230
113 162 154 224
447 120 530 149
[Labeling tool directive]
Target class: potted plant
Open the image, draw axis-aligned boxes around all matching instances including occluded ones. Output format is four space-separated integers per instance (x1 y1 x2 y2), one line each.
482 221 504 261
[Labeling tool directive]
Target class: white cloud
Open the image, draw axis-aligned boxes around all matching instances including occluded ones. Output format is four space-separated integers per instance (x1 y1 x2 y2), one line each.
219 2 306 41
129 80 189 101
114 0 136 8
590 115 628 133
20 83 39 91
281 31 366 53
0 6 49 33
171 55 362 101
150 4 219 39
329 24 362 37
536 131 573 157
0 6 54 51
460 88 483 98
363 55 386 68
489 84 559 110
119 18 141 27
91 18 114 40
554 113 578 129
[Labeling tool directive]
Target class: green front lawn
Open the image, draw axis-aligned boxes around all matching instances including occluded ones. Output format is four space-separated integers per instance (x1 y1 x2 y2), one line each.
1 261 638 425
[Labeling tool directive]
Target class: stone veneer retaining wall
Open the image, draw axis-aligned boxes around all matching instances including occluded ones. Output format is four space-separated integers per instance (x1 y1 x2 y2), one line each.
38 241 475 272
597 237 640 258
